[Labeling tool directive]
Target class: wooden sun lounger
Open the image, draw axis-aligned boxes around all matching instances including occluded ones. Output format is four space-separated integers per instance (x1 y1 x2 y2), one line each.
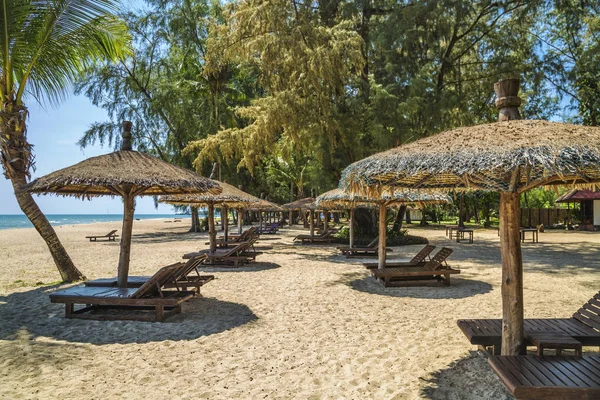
364 244 436 268
370 247 458 287
337 237 392 257
257 223 279 234
84 256 215 295
294 228 336 244
184 240 258 267
50 263 195 322
488 355 600 399
85 229 118 242
457 292 600 355
213 227 257 247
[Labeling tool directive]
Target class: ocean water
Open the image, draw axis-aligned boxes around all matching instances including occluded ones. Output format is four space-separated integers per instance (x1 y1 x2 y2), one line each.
0 213 201 230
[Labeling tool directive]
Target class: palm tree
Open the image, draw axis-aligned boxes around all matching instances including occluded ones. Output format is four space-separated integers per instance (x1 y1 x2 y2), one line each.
0 0 130 281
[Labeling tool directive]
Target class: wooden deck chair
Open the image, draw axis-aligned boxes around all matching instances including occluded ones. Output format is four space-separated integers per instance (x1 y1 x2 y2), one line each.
85 230 119 242
364 245 436 269
458 291 600 355
488 355 600 399
294 228 336 243
85 256 215 296
213 226 258 247
338 237 395 257
370 247 459 287
188 239 258 267
50 263 195 322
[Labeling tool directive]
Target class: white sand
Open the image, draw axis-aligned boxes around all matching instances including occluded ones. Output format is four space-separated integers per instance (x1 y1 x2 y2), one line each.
0 219 598 399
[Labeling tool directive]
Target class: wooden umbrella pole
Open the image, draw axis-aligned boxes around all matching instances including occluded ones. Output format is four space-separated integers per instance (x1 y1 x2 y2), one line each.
499 191 525 355
324 209 329 232
378 202 387 270
289 210 293 226
117 188 135 287
349 208 355 249
309 209 314 237
223 205 229 241
208 203 216 253
237 208 243 234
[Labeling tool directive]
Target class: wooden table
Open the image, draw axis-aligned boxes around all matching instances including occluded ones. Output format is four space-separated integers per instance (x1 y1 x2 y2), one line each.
520 227 539 243
456 229 473 243
525 332 582 356
445 225 458 237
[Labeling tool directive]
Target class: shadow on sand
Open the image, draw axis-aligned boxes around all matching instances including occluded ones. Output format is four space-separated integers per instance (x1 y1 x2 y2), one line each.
328 272 493 299
0 284 257 345
419 350 512 399
197 262 282 273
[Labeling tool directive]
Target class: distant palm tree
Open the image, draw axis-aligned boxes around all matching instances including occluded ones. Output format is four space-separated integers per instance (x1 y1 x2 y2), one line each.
0 0 130 281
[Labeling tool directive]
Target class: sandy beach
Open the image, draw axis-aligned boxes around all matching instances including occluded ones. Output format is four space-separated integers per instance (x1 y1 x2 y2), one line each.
0 219 598 399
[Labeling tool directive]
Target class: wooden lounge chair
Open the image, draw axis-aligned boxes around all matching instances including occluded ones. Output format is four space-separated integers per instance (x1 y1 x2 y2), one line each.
337 237 393 257
363 244 436 267
257 223 279 234
184 240 259 267
50 263 195 322
84 256 215 296
294 228 336 244
370 247 459 287
213 227 257 248
488 355 600 399
85 229 118 242
457 291 600 355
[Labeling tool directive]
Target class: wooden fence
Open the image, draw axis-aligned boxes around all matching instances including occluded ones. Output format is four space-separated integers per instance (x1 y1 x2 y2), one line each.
520 208 570 227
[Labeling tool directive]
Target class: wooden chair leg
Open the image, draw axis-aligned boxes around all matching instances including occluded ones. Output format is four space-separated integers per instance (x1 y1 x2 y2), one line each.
65 303 73 318
445 274 451 286
155 305 164 322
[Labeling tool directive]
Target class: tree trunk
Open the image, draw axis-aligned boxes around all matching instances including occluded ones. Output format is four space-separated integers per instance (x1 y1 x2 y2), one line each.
499 192 525 355
208 203 216 253
393 205 407 232
349 208 355 249
378 202 387 269
10 174 86 282
1 104 85 283
118 189 135 287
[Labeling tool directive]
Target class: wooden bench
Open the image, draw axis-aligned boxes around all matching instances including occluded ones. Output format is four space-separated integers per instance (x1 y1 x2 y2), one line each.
488 355 600 399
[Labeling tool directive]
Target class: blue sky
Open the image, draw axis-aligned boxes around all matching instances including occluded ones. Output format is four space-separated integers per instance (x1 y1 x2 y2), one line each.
0 96 176 215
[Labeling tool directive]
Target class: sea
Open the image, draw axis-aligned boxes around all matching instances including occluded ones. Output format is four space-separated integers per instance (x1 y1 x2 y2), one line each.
0 213 204 231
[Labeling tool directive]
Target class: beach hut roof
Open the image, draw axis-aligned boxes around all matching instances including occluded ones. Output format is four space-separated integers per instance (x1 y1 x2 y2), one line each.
340 119 600 196
246 199 283 212
555 189 600 203
26 150 220 197
281 197 316 210
315 188 451 209
159 182 260 208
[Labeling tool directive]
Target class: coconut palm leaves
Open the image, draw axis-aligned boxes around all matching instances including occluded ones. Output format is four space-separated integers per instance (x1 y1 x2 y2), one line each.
0 0 130 282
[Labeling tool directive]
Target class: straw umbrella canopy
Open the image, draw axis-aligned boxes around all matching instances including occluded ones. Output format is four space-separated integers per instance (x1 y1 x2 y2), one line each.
316 188 450 266
339 79 600 356
245 199 283 230
281 197 315 228
159 182 261 252
26 122 221 287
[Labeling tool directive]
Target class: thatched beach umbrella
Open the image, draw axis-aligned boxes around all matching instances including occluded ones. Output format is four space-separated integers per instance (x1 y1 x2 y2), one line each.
316 188 450 267
340 79 600 355
26 122 220 287
159 182 260 253
281 197 315 227
246 199 283 231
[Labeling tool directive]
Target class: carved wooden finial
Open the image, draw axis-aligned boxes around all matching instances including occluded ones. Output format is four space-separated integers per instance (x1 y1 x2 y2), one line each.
121 121 133 151
494 79 521 121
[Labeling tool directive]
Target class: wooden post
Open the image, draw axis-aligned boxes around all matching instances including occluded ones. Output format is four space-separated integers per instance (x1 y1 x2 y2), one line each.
237 208 243 234
117 187 135 287
289 210 293 226
349 208 355 249
208 203 216 253
223 205 228 241
309 209 315 237
259 211 263 230
324 209 329 232
499 192 525 355
378 202 387 270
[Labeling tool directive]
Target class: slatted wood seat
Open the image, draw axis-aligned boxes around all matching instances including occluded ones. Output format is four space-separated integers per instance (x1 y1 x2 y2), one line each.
184 239 258 267
84 256 215 295
85 229 119 242
213 227 257 248
370 247 459 287
294 228 337 244
50 263 195 322
364 245 436 268
488 356 600 399
337 237 393 257
458 292 600 355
